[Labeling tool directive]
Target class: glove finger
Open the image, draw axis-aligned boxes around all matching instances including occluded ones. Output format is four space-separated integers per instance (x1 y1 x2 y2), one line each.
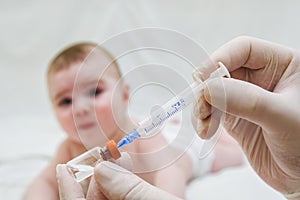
198 94 211 120
192 106 223 139
56 164 85 200
94 162 180 200
204 77 279 132
195 36 292 81
86 153 132 200
111 152 133 172
86 177 107 200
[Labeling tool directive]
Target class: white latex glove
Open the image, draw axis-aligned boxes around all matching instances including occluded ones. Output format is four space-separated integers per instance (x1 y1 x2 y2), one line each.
56 153 181 200
193 36 300 199
56 152 133 200
56 164 85 200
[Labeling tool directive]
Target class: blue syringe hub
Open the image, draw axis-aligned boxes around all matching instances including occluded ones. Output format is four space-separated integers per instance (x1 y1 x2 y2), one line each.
117 129 141 148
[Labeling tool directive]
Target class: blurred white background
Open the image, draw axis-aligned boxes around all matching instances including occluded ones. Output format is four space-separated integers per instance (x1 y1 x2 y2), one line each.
1 0 298 199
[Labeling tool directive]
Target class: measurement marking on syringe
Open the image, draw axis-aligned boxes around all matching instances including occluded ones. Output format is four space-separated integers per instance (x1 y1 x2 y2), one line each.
144 98 186 134
117 62 230 148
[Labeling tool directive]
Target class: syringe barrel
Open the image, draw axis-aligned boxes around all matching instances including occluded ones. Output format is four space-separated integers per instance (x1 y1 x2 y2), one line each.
117 62 230 147
137 81 204 136
136 61 230 137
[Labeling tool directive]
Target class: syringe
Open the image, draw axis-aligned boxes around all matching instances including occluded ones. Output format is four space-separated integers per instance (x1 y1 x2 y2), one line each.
117 62 230 148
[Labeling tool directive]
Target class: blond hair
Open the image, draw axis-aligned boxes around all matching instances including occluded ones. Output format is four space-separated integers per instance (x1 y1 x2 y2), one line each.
47 42 121 79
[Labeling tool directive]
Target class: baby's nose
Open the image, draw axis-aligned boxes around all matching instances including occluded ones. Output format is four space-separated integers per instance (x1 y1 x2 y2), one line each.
73 99 91 116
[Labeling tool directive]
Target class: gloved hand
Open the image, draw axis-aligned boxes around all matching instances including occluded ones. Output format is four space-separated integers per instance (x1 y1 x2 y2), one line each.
56 164 86 200
193 36 300 198
56 154 181 200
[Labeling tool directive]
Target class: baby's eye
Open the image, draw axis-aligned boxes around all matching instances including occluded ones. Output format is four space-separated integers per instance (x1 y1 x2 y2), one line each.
58 98 72 106
89 88 103 97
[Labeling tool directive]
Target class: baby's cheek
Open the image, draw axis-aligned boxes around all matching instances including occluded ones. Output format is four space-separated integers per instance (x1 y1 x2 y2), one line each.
95 100 117 131
56 112 69 130
57 112 79 140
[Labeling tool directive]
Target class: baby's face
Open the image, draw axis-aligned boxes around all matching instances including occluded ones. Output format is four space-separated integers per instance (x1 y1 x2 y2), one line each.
48 53 129 148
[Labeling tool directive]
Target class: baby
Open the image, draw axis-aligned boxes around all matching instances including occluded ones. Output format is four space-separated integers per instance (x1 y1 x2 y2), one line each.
24 42 243 199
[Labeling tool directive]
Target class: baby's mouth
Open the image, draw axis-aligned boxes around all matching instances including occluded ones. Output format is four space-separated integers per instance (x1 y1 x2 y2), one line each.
78 122 95 130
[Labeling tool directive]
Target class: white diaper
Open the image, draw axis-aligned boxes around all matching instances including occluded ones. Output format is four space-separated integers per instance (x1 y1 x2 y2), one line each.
161 121 215 178
187 137 215 177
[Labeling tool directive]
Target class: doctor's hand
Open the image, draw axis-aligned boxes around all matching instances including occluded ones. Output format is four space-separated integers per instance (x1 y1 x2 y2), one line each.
56 162 180 200
193 36 300 198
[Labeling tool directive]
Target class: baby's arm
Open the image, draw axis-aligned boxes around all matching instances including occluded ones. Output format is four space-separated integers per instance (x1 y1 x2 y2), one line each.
23 161 59 199
23 139 73 200
136 132 193 198
153 152 193 198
